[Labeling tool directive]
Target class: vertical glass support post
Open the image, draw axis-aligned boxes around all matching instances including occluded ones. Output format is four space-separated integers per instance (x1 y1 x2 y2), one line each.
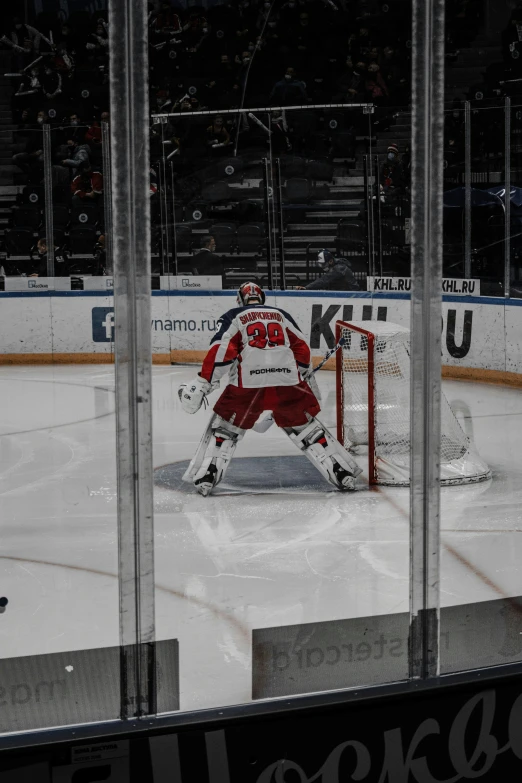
505 97 511 298
101 121 114 275
409 0 445 680
375 155 383 277
109 0 156 718
43 124 55 278
364 155 375 277
464 102 472 279
170 162 179 277
274 157 286 290
262 157 275 289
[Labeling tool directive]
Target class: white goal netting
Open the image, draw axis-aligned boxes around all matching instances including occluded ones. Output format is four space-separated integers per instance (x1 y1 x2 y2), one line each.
336 320 491 486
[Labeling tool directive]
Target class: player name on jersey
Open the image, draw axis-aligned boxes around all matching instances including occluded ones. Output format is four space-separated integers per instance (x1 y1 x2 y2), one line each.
239 310 284 325
367 277 481 295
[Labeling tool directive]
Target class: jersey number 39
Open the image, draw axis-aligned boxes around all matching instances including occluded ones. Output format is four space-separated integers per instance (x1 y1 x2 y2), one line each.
247 321 284 349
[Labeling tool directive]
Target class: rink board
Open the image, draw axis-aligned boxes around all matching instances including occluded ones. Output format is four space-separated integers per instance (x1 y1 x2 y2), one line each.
0 290 520 382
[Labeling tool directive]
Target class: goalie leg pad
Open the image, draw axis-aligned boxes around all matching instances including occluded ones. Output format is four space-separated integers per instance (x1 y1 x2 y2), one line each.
193 421 244 496
285 417 362 491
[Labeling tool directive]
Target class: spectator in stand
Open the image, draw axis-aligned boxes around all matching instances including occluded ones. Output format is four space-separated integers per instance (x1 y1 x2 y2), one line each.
215 54 236 91
345 61 367 102
292 11 315 58
349 26 372 63
17 107 32 131
365 62 389 105
154 89 172 113
85 111 110 154
85 19 109 63
192 235 225 282
379 46 407 102
29 237 69 277
60 137 91 173
183 11 209 51
71 160 103 203
204 55 235 107
61 112 87 145
56 22 83 63
269 67 308 106
206 115 231 150
150 1 182 39
235 49 254 92
296 249 359 291
380 143 405 195
51 42 75 101
279 0 301 30
12 110 47 178
53 41 75 76
234 0 257 43
14 66 43 114
1 17 45 70
41 64 63 103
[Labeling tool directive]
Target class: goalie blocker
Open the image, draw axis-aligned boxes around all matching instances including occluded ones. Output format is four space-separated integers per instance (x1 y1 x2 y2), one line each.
178 282 362 496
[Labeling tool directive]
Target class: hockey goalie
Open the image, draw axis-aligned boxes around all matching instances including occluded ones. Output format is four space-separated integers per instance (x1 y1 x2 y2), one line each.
178 282 362 496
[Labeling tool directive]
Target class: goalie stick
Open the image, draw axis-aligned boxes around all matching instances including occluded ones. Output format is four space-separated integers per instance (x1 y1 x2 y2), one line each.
303 335 346 380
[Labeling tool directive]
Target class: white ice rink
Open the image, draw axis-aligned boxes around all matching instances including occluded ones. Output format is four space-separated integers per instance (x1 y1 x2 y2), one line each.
0 364 521 711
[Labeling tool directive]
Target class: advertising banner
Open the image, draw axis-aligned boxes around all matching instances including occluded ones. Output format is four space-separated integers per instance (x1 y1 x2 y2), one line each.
0 291 520 381
366 277 481 295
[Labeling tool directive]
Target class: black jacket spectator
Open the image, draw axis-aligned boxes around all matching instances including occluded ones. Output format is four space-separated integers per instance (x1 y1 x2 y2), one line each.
60 141 90 172
192 236 224 279
29 238 70 277
269 69 308 106
305 257 359 291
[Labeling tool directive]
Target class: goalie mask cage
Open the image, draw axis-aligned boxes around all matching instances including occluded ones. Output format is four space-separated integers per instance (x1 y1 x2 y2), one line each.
335 320 492 486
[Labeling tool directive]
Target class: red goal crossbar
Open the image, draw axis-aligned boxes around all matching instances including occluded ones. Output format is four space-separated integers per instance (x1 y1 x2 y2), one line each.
335 320 377 485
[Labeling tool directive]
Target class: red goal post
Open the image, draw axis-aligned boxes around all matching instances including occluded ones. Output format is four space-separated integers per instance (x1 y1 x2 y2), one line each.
336 320 378 484
335 319 491 487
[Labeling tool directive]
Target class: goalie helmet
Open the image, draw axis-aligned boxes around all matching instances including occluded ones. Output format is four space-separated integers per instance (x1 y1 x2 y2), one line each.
317 249 335 268
237 281 265 306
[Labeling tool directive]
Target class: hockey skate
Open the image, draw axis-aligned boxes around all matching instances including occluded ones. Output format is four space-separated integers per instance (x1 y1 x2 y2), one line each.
331 459 358 491
286 417 362 492
189 422 243 496
194 462 219 497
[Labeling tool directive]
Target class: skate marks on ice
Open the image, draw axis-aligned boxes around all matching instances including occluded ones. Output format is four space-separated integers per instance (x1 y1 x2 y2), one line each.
154 454 366 496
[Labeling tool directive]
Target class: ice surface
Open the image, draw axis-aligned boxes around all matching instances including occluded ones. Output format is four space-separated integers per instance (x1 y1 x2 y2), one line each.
0 365 520 711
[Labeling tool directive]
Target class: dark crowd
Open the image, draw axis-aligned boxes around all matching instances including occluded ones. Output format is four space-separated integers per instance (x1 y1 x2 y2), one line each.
2 0 519 291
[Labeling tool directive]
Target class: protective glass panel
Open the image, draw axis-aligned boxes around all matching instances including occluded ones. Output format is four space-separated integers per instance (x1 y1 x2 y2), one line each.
439 95 522 669
1 112 119 732
153 95 412 709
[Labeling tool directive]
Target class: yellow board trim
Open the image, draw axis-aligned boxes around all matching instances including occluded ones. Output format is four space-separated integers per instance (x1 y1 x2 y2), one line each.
1 349 522 388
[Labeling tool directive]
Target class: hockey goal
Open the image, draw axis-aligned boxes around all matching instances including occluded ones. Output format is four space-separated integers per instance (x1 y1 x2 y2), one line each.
335 320 492 486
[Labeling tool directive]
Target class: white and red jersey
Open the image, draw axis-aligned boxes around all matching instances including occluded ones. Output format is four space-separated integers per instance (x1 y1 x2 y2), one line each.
200 304 311 388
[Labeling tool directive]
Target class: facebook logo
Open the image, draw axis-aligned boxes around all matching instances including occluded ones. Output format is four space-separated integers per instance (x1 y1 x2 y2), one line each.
92 307 115 342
